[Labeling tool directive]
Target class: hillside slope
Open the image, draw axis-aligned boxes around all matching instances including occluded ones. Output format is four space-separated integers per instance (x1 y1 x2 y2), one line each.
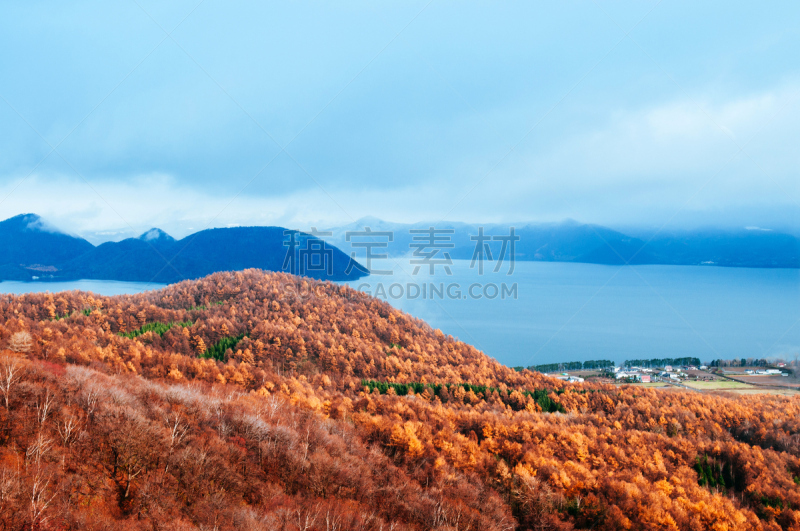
0 270 799 530
0 214 94 280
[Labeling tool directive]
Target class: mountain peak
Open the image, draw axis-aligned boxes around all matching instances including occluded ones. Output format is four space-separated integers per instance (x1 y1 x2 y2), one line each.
3 212 40 226
355 215 386 225
10 213 40 221
138 228 174 242
0 213 62 234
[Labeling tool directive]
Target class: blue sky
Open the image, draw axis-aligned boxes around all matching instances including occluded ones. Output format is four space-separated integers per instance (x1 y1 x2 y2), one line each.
1 0 798 241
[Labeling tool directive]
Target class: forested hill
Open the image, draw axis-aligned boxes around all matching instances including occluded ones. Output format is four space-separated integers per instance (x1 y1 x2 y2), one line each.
1 269 800 530
0 214 367 282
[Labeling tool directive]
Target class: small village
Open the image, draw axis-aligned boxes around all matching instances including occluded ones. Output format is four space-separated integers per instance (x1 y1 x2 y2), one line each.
547 359 798 395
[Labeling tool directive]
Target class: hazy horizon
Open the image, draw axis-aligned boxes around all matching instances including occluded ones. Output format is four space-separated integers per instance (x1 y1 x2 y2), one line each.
8 210 800 245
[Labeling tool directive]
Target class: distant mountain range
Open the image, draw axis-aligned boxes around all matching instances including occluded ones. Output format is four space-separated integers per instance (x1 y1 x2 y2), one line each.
0 214 367 283
323 217 800 269
2 214 797 285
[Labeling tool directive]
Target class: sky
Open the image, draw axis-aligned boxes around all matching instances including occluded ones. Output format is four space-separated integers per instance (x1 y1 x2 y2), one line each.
1 0 799 242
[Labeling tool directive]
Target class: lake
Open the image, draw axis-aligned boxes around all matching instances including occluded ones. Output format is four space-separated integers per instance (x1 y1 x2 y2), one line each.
344 260 800 367
1 263 798 368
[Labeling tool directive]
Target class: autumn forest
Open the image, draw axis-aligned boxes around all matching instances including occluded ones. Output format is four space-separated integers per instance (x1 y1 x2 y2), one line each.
0 269 799 530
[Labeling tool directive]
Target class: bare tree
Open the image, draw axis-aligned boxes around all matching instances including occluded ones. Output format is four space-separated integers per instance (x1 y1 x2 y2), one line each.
26 433 53 467
325 509 342 531
265 394 282 420
57 416 80 447
103 408 160 500
0 467 21 519
163 412 188 474
81 388 99 421
295 505 319 531
8 331 32 354
0 357 21 411
35 390 55 429
166 412 189 450
29 471 57 529
515 474 556 531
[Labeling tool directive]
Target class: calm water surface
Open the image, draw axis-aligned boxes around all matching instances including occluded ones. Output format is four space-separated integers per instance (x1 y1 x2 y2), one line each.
345 260 800 367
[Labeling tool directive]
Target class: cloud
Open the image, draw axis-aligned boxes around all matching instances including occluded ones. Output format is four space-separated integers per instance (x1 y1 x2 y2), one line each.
1 1 798 233
2 77 800 246
460 81 800 226
526 82 799 186
0 169 494 242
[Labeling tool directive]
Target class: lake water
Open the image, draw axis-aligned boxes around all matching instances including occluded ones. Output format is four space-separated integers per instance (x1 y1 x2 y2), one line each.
345 260 800 367
1 263 798 368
